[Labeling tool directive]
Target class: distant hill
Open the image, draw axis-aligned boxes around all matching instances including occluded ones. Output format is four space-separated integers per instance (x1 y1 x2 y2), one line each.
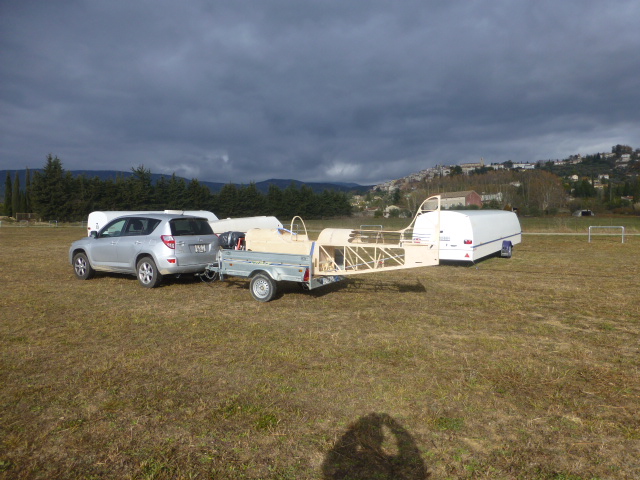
0 169 372 199
250 178 371 194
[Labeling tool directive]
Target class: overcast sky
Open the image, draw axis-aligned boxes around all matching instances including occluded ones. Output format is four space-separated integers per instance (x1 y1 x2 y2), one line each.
1 1 639 185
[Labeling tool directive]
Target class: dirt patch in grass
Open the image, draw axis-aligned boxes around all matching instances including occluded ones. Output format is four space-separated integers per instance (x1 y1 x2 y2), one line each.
1 225 639 479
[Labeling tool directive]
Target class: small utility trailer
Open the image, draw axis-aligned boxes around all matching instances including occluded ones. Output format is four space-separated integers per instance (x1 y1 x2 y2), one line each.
204 249 345 302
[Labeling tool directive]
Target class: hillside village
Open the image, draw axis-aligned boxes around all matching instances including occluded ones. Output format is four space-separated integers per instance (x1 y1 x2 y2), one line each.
353 145 640 217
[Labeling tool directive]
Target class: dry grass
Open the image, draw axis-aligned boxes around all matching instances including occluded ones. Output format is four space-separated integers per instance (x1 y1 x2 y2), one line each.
1 222 639 479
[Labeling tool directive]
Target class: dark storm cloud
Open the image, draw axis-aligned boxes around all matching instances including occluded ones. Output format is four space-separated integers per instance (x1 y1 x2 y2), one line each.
1 0 639 184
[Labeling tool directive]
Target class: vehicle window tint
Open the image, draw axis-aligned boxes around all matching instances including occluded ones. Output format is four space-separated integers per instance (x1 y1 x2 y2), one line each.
169 218 213 236
99 218 127 238
143 218 162 235
124 218 145 235
122 218 161 236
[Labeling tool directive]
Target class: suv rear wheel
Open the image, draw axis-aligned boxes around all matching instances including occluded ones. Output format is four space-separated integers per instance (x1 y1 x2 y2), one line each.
137 256 162 288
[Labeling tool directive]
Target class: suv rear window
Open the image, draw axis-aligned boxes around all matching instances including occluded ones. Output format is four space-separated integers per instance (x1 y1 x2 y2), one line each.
169 218 214 236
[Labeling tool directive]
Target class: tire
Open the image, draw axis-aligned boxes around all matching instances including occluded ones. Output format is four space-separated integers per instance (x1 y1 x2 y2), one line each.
137 256 163 288
250 273 277 302
501 241 513 258
73 252 95 280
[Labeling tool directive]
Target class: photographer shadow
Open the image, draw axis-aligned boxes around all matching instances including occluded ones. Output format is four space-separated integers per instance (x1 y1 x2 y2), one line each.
322 412 429 480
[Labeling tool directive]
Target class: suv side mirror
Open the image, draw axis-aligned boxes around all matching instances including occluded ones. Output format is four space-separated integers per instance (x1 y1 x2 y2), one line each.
90 230 98 238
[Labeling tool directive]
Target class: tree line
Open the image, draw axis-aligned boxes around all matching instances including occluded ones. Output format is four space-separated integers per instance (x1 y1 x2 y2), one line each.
3 168 32 218
4 155 352 222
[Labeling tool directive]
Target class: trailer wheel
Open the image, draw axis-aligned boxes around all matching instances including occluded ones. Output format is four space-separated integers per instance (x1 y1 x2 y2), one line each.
250 273 276 302
137 256 163 288
73 252 95 280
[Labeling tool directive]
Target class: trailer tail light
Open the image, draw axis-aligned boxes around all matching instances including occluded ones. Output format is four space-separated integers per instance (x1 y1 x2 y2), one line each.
161 235 176 249
464 240 472 245
303 268 310 282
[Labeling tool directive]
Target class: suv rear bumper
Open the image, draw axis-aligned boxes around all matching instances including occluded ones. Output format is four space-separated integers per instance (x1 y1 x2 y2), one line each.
158 264 210 275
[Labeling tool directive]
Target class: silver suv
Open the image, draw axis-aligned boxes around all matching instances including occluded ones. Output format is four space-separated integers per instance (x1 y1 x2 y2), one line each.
69 213 220 288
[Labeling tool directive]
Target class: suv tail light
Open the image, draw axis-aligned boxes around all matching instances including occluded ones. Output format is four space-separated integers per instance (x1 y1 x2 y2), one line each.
161 235 176 249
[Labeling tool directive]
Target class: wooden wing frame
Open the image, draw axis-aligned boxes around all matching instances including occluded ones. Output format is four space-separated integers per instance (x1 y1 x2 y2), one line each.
243 195 441 277
312 195 441 276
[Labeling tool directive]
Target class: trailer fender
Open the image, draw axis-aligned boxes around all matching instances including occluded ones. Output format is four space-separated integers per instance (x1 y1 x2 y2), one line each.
249 269 275 280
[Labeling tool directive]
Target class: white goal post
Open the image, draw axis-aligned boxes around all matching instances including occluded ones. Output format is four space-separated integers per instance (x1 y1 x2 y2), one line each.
588 226 625 243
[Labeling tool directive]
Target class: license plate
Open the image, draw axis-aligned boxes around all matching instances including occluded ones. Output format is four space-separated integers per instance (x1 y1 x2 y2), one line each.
195 244 206 253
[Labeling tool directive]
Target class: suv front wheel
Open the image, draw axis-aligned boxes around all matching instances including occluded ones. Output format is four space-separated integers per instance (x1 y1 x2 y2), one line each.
137 256 163 288
73 252 95 280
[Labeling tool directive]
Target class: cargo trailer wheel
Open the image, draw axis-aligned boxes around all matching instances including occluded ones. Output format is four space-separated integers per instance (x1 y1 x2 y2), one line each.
250 273 276 302
137 256 163 288
73 252 95 280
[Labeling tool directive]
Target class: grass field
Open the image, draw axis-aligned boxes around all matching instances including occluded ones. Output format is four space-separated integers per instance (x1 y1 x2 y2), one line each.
1 219 639 479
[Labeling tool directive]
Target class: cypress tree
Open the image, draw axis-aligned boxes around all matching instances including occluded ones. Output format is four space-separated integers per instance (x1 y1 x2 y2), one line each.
282 183 301 219
12 172 20 217
31 154 71 220
186 178 211 210
237 183 262 216
25 168 31 212
167 174 187 209
3 172 12 217
128 165 153 209
216 183 239 218
266 184 284 218
153 176 169 209
19 190 27 213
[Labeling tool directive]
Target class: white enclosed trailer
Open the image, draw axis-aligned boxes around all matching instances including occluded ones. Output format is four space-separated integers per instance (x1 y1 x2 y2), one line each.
86 210 218 236
209 216 282 234
413 210 521 262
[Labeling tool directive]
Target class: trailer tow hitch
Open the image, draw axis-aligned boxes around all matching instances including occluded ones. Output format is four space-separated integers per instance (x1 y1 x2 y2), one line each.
198 263 220 283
